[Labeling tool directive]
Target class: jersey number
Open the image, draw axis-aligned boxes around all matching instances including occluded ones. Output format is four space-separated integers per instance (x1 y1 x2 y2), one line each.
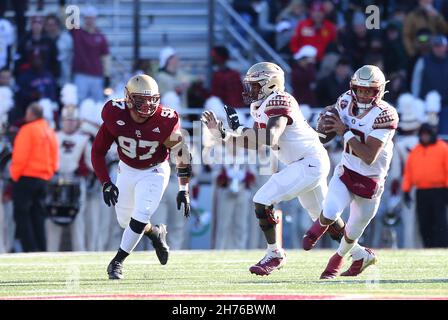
118 136 159 160
345 129 365 157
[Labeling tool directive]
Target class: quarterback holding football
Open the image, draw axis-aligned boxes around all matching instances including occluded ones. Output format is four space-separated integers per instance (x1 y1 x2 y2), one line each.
91 74 191 279
304 65 399 278
203 62 340 276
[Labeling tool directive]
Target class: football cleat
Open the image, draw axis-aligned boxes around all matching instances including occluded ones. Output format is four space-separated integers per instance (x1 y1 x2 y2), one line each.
302 219 329 251
249 249 286 276
107 260 124 280
147 224 170 265
341 248 377 277
320 253 344 279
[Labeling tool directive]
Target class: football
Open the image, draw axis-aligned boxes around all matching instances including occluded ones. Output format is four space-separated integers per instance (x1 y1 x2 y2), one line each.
316 105 339 144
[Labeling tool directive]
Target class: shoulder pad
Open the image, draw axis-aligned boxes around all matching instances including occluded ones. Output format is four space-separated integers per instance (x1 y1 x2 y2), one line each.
265 93 294 118
101 99 126 122
373 106 399 130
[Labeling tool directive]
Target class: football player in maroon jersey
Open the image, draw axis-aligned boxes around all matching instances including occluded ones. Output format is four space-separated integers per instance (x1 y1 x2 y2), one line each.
91 74 191 279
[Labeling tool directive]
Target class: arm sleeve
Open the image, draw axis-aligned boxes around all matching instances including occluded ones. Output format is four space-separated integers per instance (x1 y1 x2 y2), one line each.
369 129 394 143
264 95 293 124
91 123 115 184
9 127 32 182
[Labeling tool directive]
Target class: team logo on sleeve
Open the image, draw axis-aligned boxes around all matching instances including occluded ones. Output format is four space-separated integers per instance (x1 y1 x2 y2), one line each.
340 100 348 109
116 120 125 126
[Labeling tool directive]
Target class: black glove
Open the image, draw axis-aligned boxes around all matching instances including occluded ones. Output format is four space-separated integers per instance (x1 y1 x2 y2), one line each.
223 105 241 131
103 181 119 207
403 192 411 208
177 190 191 218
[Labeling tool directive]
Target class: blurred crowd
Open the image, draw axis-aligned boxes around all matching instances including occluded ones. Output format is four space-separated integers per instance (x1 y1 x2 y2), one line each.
0 0 447 254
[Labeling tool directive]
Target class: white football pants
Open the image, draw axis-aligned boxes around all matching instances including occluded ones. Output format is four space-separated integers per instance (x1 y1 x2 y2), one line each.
115 160 170 228
253 153 330 221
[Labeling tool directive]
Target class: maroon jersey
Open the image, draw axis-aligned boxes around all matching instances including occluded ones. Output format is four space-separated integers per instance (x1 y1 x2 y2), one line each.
91 99 180 184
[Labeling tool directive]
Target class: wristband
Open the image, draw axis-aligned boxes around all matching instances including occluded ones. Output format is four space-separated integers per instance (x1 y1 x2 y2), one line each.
179 185 188 191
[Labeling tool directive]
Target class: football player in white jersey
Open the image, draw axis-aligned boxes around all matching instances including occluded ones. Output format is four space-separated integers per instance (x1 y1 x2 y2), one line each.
303 65 399 279
203 62 340 276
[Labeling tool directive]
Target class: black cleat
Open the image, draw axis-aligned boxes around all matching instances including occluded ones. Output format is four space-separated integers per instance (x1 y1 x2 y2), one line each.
107 260 124 280
147 224 169 265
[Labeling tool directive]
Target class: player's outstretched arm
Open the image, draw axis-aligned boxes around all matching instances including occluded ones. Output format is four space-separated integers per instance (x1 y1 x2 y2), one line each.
164 131 191 218
201 110 266 150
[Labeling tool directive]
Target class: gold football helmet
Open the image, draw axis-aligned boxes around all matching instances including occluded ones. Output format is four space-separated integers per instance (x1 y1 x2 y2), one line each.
242 62 285 104
350 65 388 110
125 74 160 117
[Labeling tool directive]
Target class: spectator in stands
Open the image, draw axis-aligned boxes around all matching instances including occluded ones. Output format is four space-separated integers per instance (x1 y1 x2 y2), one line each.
403 0 447 60
406 28 433 82
275 0 307 54
71 6 110 102
289 1 337 62
44 14 73 86
338 11 373 70
383 21 408 76
385 71 408 106
0 13 14 71
13 52 57 124
209 45 245 109
412 35 448 134
156 46 191 109
15 13 59 79
0 0 28 41
402 123 448 248
10 102 58 252
315 57 351 107
291 45 317 106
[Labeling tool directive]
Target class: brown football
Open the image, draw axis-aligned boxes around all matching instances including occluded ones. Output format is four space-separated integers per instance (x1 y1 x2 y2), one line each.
316 106 339 144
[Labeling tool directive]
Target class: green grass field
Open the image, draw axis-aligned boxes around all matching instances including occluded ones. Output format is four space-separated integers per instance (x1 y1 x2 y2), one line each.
0 249 447 300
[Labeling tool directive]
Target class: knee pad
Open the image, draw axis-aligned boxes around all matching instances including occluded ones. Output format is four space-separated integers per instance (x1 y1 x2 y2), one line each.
254 203 279 225
129 218 147 234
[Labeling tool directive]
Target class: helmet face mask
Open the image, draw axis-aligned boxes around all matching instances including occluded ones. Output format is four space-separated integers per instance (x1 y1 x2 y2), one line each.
242 62 285 105
350 65 387 110
242 81 262 105
125 74 160 118
126 88 160 117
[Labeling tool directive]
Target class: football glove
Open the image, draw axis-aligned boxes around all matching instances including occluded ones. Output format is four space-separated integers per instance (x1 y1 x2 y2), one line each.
177 191 191 218
223 105 242 131
103 181 119 207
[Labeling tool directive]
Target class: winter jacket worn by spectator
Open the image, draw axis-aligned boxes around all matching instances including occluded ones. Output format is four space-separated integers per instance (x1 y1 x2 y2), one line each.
10 103 59 252
403 4 447 58
289 2 337 62
289 17 337 61
402 123 448 248
210 45 245 108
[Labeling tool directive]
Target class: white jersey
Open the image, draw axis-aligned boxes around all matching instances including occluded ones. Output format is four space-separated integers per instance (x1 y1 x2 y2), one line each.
57 131 91 175
250 91 326 165
335 91 399 180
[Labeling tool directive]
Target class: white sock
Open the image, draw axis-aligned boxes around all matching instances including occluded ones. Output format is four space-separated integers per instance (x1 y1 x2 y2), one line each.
119 226 145 253
337 238 357 257
350 243 366 260
267 243 280 252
